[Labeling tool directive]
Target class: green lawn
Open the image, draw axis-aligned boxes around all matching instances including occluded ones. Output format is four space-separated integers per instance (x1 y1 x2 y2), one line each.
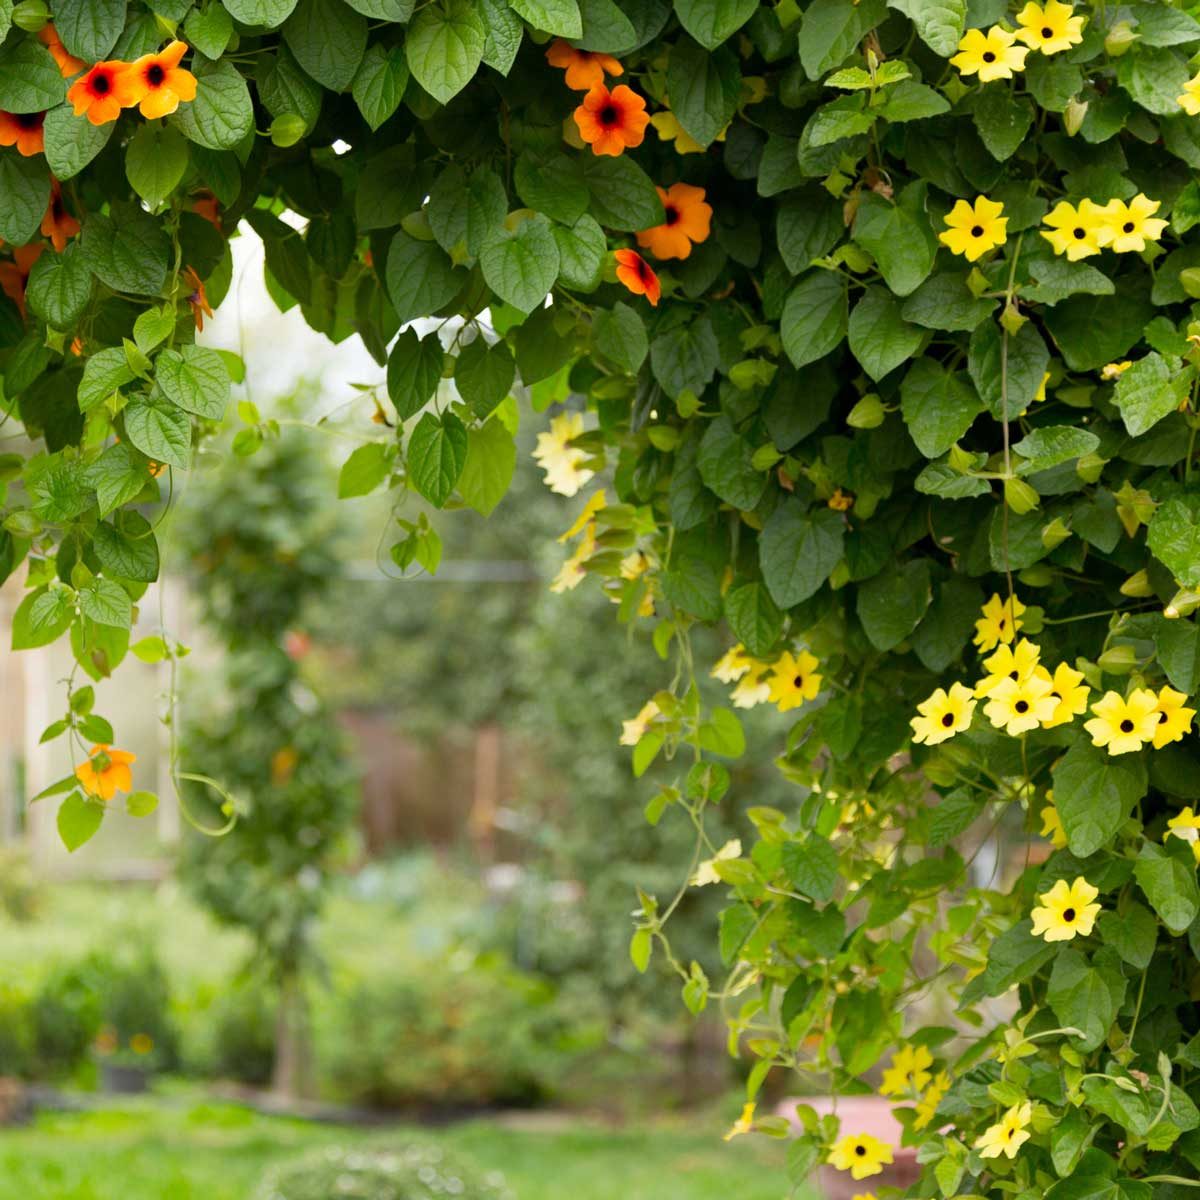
0 1099 795 1200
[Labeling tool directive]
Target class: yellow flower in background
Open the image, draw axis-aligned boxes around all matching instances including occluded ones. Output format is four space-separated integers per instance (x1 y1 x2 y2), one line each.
1099 194 1167 253
1084 688 1160 755
1031 876 1100 942
910 683 977 745
767 649 822 713
1101 361 1133 381
75 745 137 802
879 1044 934 1096
950 27 1028 82
533 411 594 496
976 638 1041 697
650 110 725 155
723 1101 756 1141
732 666 772 709
1166 808 1200 863
983 672 1057 735
130 1033 154 1056
558 489 607 541
1034 371 1050 402
976 1101 1032 1159
550 523 596 593
619 700 659 747
1015 1 1085 53
1151 686 1196 749
974 592 1025 651
913 1071 951 1130
1040 802 1068 849
827 1133 894 1180
1040 662 1091 728
1180 72 1200 115
1041 198 1108 261
692 839 742 886
712 644 753 683
619 549 651 580
939 196 1008 261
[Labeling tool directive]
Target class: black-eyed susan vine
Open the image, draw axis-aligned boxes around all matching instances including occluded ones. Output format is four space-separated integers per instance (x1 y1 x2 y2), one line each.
5 0 1200 1192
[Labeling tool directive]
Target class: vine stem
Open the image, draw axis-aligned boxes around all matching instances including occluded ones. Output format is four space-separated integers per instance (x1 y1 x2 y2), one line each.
998 232 1025 606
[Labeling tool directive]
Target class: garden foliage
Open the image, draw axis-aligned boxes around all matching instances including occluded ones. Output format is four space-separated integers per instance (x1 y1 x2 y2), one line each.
5 0 1200 1192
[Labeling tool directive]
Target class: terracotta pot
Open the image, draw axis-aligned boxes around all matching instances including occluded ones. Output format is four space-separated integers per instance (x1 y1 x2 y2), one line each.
775 1094 922 1197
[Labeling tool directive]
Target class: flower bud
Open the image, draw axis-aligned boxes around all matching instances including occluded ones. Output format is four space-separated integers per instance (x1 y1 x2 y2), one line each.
269 113 307 148
1063 97 1088 136
847 394 885 429
12 1 49 32
948 443 976 474
1164 589 1200 619
1120 570 1154 598
1105 21 1137 56
1004 477 1040 514
1097 644 1137 674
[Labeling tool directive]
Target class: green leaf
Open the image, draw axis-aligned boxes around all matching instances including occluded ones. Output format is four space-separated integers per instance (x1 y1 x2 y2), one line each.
776 189 843 275
406 0 485 104
170 58 255 150
385 231 466 323
878 79 950 122
1155 618 1200 694
25 454 89 521
79 347 136 413
338 442 393 498
912 576 980 673
155 345 231 421
1012 425 1100 472
857 560 932 651
246 209 312 304
697 416 766 510
724 582 782 658
126 791 159 818
54 0 126 59
25 243 93 330
407 410 468 508
782 834 838 903
649 316 718 399
576 0 637 52
458 417 516 517
43 103 115 180
759 504 844 609
81 204 170 296
852 185 936 297
479 0 524 73
847 287 924 382
1149 496 1200 586
352 42 408 130
1052 740 1147 858
781 271 848 369
125 122 190 209
0 37 66 112
968 319 1050 419
902 272 996 331
552 214 607 291
515 153 587 225
0 150 50 245
592 301 647 373
1117 45 1190 116
256 44 323 129
221 0 298 24
283 0 367 91
962 918 1055 1002
666 36 739 148
1113 352 1178 437
1047 948 1124 1052
899 358 981 458
1042 286 1155 371
581 154 664 231
455 336 515 418
80 578 132 629
123 394 192 470
973 88 1034 161
92 514 160 583
510 0 582 37
1097 901 1157 970
479 215 560 313
185 2 235 57
84 441 153 516
57 792 103 853
387 328 444 420
798 0 887 77
887 0 964 56
0 0 10 41
11 586 73 650
342 0 414 16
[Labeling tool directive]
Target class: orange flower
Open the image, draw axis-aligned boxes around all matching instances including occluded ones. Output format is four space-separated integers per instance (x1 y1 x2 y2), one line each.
573 84 649 157
42 182 80 253
119 41 197 119
0 110 46 157
75 744 137 802
38 23 85 78
69 336 85 355
636 183 712 260
614 249 660 306
0 243 45 316
545 39 623 90
183 265 213 331
68 61 138 125
191 191 221 231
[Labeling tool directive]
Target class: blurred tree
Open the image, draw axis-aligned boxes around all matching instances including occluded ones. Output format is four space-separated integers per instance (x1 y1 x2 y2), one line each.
175 432 359 1099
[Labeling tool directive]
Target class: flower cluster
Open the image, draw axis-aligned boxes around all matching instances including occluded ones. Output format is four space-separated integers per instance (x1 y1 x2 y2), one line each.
711 644 823 714
950 1 1084 82
68 40 197 125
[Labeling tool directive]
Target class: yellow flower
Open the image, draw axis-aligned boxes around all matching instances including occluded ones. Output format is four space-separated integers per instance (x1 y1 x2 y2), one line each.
1040 662 1091 728
939 196 1007 262
975 638 1041 697
910 683 977 746
692 839 742 886
533 412 594 496
1180 72 1200 116
1040 801 1068 849
767 649 822 713
974 592 1025 652
650 109 726 155
1084 688 1160 755
1014 1 1085 53
828 487 854 512
558 489 607 541
1166 807 1200 863
550 523 596 593
1031 876 1100 942
976 1101 1032 1159
913 1071 951 1131
983 672 1058 735
1034 371 1050 402
1098 194 1167 253
1101 361 1132 381
732 667 772 709
619 700 659 747
75 745 137 802
1041 198 1109 261
950 26 1028 82
712 644 752 683
827 1133 894 1180
1151 686 1196 749
879 1044 933 1097
620 549 651 580
723 1101 755 1141
130 1033 154 1056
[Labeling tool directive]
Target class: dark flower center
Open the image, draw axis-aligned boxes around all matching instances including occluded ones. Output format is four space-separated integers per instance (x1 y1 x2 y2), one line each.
854 1145 866 1156
1120 719 1134 733
1073 228 1086 239
663 205 680 226
1009 669 1019 680
1159 711 1168 723
91 71 112 95
1051 692 1061 701
598 104 619 127
1063 907 1076 921
1123 221 1135 233
1041 26 1053 37
146 62 166 87
793 675 804 688
1014 700 1029 714
941 713 955 727
15 111 44 130
970 225 984 237
982 51 996 62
